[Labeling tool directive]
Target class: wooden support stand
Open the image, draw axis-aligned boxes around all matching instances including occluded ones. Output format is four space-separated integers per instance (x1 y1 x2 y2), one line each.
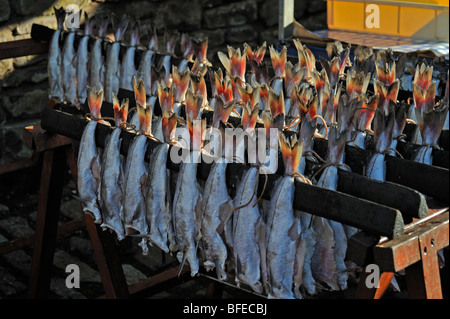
350 208 449 299
24 124 191 299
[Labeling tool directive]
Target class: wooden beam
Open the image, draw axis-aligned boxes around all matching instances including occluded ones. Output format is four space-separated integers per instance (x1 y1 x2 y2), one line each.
373 211 448 273
278 0 295 40
41 108 406 238
0 38 48 60
386 156 449 203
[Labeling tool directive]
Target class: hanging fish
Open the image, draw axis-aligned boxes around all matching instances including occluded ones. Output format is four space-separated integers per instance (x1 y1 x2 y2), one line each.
265 133 303 299
232 166 265 294
146 113 178 253
76 87 104 224
104 14 129 103
62 8 81 107
48 7 66 103
88 15 109 90
77 14 95 106
99 95 128 240
120 18 141 91
137 23 158 95
122 100 152 254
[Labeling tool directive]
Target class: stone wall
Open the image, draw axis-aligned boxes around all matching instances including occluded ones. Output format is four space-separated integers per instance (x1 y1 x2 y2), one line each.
0 0 327 166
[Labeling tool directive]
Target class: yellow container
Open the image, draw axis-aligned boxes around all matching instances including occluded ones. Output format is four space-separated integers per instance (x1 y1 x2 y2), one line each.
327 0 449 42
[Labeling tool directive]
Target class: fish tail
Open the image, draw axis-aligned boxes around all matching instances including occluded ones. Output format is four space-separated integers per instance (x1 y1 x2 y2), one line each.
213 96 235 128
129 18 141 47
269 45 286 78
185 89 202 122
268 88 285 118
137 100 152 135
133 76 147 108
346 69 370 99
96 15 109 38
413 81 436 113
279 132 304 176
194 36 209 64
113 95 129 127
414 63 434 92
114 14 129 42
54 7 66 30
157 81 175 116
180 33 194 61
164 30 179 56
241 101 259 131
358 94 378 131
88 86 104 119
147 23 158 51
229 46 246 80
162 113 178 144
172 65 190 102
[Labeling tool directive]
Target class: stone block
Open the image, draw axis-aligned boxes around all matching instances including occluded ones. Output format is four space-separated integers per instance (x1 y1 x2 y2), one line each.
2 89 48 118
226 24 258 44
203 0 257 29
0 216 34 239
0 0 11 23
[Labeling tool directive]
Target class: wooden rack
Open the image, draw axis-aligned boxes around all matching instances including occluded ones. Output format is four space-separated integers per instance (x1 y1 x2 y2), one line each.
3 23 448 299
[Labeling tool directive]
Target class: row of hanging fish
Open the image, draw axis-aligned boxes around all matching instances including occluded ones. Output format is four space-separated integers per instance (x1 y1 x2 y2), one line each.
70 9 449 298
47 7 210 109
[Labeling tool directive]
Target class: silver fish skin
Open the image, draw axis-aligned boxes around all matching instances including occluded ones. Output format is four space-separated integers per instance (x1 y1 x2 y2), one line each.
200 159 232 281
315 165 348 290
62 29 78 106
120 47 137 91
89 39 105 90
146 143 176 253
77 121 102 223
232 167 264 294
172 151 203 276
76 21 92 105
122 135 149 242
366 153 386 181
100 127 126 240
296 211 317 295
104 42 123 102
105 16 129 103
138 50 155 94
266 176 299 299
48 8 65 102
